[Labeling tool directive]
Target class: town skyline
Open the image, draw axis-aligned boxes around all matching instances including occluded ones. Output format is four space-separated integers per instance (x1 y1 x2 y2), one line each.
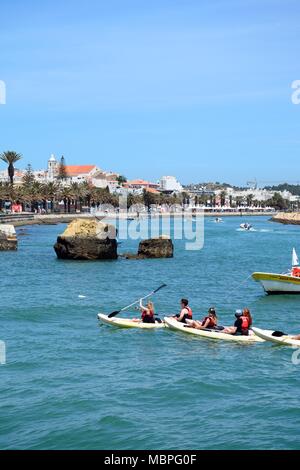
0 152 299 189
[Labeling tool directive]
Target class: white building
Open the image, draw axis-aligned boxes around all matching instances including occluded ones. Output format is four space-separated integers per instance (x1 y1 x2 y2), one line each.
160 176 183 193
48 154 59 180
0 168 24 184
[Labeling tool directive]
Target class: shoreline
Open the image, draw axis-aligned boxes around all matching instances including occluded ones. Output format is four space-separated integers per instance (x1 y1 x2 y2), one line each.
0 211 276 227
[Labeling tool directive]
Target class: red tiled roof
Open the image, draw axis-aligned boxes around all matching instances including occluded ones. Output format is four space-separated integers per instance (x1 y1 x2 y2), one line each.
145 187 160 194
65 165 96 176
125 179 159 187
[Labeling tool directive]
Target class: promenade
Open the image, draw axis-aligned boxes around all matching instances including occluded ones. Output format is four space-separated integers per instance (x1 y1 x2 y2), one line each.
0 210 276 227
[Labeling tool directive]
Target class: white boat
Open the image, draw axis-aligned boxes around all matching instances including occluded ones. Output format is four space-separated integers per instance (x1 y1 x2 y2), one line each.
240 223 252 231
252 327 300 347
164 317 264 342
252 248 300 294
97 313 165 329
214 217 223 223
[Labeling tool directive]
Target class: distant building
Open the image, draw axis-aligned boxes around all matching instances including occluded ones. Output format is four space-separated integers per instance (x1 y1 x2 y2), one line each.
145 187 160 194
48 154 59 180
44 155 119 187
160 176 183 193
63 165 98 184
123 179 160 192
0 169 24 184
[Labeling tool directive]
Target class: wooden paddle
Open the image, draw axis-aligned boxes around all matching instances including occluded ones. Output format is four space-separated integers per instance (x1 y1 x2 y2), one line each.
108 284 167 318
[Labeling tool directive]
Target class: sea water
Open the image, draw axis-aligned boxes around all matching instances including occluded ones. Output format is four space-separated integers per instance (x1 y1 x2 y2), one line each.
1 216 300 449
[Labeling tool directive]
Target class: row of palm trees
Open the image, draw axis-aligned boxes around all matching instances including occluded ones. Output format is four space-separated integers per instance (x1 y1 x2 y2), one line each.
0 180 120 213
0 150 122 213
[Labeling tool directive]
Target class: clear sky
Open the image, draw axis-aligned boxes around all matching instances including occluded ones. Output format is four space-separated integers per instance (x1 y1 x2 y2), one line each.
1 0 300 185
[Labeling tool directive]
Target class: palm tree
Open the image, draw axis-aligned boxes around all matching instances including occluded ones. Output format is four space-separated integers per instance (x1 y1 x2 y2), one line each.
43 181 61 212
235 196 244 208
0 151 22 185
70 182 84 212
60 185 73 213
220 190 226 207
246 193 254 207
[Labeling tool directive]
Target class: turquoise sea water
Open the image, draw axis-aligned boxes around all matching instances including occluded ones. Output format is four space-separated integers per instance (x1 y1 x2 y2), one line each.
1 216 300 450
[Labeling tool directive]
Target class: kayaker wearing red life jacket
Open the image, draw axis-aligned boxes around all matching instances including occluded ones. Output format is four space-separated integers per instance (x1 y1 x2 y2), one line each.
175 299 193 324
242 308 252 329
139 300 156 324
223 309 252 335
188 307 218 330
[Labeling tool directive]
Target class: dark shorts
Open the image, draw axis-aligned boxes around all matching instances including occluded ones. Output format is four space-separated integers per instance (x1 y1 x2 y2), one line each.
142 316 155 324
235 329 249 336
176 314 192 324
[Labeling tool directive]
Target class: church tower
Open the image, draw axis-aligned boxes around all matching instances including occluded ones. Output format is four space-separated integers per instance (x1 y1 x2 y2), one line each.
48 154 57 180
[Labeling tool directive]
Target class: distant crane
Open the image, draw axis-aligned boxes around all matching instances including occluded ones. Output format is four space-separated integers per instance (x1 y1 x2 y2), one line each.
246 179 257 190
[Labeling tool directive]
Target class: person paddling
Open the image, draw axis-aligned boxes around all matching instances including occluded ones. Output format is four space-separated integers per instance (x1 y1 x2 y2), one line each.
223 309 251 335
139 300 156 324
175 299 193 323
187 307 218 330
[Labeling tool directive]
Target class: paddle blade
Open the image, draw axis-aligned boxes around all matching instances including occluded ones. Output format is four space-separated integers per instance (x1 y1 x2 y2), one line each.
153 283 167 293
108 310 120 318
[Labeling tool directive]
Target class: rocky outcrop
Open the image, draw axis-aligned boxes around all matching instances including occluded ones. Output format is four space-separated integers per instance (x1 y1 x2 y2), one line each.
54 218 117 260
0 225 18 250
271 212 300 225
138 235 174 258
122 235 174 259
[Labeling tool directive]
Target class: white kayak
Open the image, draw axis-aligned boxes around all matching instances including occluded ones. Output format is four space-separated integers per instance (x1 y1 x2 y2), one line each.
164 317 264 342
252 327 300 347
98 313 165 329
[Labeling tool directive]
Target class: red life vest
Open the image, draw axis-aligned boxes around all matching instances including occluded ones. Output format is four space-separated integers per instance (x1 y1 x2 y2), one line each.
240 316 249 330
141 309 154 321
292 267 300 278
185 306 193 318
202 316 216 328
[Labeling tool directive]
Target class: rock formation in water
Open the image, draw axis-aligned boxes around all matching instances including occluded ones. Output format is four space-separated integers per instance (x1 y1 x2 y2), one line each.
122 235 174 259
54 218 117 260
271 212 300 225
0 224 18 250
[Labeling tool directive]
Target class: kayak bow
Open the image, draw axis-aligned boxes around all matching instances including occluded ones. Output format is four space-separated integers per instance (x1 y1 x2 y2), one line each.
98 313 165 329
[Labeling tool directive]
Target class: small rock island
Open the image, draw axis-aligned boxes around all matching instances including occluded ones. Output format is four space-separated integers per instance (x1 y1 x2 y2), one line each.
54 218 118 260
0 224 18 251
122 235 174 259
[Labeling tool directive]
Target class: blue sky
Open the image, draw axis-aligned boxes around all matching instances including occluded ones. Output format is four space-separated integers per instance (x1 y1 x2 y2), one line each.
1 0 300 185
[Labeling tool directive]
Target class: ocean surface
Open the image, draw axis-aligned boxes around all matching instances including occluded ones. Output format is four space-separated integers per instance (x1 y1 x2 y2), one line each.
1 216 300 450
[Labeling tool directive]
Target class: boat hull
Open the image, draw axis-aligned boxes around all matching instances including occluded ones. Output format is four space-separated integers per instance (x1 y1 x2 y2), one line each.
97 313 165 329
164 317 264 342
252 272 300 294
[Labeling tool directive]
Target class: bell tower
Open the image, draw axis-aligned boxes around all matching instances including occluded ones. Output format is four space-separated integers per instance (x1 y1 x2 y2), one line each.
48 154 57 180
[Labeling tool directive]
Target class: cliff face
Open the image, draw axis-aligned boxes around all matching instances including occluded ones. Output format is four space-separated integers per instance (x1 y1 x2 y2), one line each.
271 212 300 225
